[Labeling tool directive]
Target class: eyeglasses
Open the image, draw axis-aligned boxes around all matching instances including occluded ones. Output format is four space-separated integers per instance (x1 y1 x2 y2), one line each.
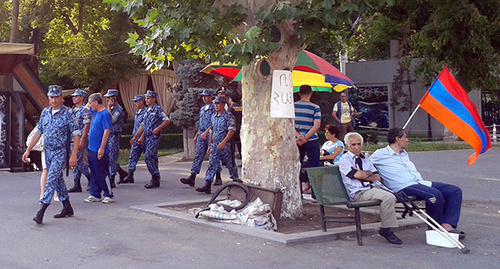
351 143 361 146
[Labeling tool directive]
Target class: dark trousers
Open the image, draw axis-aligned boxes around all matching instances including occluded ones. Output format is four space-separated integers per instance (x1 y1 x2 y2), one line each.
88 150 112 199
298 140 320 199
401 182 462 227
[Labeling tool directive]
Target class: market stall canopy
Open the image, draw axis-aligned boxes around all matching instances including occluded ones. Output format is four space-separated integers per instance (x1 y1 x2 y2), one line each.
0 43 35 54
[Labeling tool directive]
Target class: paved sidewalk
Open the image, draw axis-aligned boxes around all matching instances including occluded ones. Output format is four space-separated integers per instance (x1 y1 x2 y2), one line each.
0 148 499 268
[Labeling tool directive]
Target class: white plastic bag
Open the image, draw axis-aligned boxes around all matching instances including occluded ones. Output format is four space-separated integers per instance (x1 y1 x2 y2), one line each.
26 126 44 151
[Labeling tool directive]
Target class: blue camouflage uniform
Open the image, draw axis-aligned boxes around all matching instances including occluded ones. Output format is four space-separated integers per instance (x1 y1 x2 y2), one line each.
128 106 147 171
204 110 238 181
72 105 91 180
36 106 81 204
141 104 170 176
108 103 125 176
191 102 216 174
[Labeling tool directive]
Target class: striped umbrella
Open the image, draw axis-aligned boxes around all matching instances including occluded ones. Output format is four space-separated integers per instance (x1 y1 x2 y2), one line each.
233 50 355 92
201 61 241 80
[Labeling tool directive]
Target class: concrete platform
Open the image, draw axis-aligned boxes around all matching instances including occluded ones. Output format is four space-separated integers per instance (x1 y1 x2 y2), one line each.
130 198 424 245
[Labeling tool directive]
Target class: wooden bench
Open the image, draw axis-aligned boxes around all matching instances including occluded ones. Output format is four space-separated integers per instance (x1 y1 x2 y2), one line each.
305 166 381 246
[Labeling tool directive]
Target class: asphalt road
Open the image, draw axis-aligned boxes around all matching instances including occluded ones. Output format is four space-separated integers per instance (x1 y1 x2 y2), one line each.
0 148 499 268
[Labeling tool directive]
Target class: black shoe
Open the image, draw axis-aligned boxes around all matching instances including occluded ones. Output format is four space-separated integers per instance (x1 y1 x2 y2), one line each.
67 184 82 193
180 173 196 187
213 172 222 186
379 228 402 244
449 229 466 240
145 174 160 189
109 175 116 189
117 167 129 181
195 180 212 194
119 170 134 184
54 199 74 218
33 203 49 224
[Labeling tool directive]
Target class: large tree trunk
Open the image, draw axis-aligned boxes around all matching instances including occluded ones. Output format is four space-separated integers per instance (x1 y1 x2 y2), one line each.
182 128 196 160
9 0 19 43
241 21 303 219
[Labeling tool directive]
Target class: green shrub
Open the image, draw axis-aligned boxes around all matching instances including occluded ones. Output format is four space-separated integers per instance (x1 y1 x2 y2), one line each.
122 118 183 135
120 133 183 149
360 130 378 144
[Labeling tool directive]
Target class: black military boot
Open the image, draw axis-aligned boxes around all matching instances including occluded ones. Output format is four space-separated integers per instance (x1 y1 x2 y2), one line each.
119 169 135 184
67 178 82 192
180 173 196 187
145 174 160 189
54 198 74 218
213 172 222 186
117 167 129 181
33 203 49 224
109 175 116 188
195 180 212 194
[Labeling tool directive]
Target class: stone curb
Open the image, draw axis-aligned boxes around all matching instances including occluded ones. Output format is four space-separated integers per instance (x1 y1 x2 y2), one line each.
130 199 425 245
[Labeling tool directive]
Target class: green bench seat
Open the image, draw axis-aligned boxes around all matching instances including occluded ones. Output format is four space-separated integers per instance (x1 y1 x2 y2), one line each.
305 166 381 246
305 166 422 245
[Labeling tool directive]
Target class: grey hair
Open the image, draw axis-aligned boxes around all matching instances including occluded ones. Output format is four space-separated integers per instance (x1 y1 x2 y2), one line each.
88 93 103 104
344 132 364 148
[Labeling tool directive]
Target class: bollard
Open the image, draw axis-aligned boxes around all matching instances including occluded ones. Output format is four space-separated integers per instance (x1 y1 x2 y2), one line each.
493 123 497 142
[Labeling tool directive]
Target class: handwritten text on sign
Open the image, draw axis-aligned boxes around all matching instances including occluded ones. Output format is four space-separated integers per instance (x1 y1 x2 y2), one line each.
271 70 295 118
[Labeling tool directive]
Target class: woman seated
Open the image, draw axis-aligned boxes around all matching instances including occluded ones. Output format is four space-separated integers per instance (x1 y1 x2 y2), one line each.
320 125 344 166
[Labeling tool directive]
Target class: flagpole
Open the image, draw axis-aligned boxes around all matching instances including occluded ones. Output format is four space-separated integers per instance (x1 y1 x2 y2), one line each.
402 104 421 129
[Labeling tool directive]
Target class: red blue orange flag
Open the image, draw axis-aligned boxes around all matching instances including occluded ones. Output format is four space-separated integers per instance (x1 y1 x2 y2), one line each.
419 66 491 165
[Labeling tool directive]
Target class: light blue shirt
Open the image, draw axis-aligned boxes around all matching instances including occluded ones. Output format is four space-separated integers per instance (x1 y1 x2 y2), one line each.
370 145 431 192
338 151 378 200
321 140 344 164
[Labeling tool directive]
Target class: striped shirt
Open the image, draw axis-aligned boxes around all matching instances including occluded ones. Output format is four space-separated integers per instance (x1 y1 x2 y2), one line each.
294 100 321 141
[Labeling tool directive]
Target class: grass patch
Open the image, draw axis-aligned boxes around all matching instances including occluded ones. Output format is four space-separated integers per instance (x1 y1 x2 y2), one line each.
363 142 476 152
118 148 183 166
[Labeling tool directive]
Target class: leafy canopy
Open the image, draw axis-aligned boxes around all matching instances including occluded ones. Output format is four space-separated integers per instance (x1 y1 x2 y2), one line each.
105 0 394 70
349 0 500 91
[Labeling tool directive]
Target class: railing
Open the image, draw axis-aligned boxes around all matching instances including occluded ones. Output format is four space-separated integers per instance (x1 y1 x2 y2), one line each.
356 123 499 143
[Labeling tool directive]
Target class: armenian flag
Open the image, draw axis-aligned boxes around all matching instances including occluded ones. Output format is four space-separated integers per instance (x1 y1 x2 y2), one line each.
419 66 491 165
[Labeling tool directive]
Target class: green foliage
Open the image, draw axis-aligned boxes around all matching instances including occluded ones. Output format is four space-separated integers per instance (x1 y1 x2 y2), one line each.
349 0 500 92
349 13 400 60
410 0 500 91
169 59 221 130
122 118 182 135
359 130 379 144
0 0 146 90
0 1 11 41
363 141 476 153
106 0 395 70
38 1 144 90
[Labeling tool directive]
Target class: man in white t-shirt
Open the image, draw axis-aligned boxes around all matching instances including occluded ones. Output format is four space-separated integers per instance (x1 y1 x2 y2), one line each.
332 92 355 141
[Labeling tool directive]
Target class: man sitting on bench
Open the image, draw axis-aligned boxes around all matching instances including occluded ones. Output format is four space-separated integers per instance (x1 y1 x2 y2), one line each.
371 127 465 240
338 132 402 244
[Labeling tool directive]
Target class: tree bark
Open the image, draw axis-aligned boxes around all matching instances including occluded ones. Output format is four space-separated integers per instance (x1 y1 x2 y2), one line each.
9 0 19 43
241 21 304 219
182 128 196 161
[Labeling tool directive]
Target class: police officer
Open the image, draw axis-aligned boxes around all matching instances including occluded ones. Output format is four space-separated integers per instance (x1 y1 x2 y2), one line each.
196 96 239 194
227 92 242 168
119 95 147 184
180 89 216 187
68 89 91 192
23 85 81 224
103 89 128 188
131 90 170 189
